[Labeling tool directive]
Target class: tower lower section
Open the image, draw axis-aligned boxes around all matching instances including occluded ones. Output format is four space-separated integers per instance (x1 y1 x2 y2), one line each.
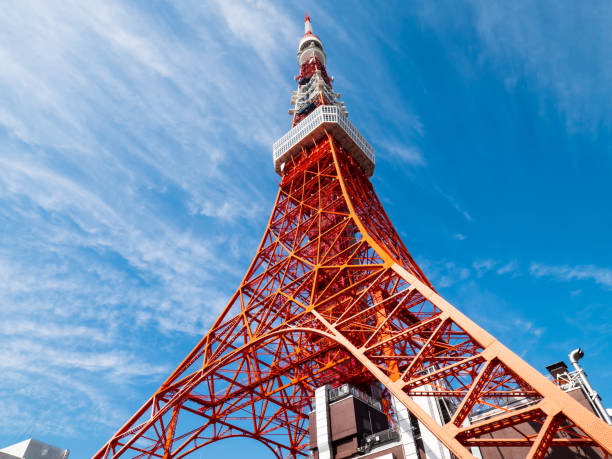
94 135 612 459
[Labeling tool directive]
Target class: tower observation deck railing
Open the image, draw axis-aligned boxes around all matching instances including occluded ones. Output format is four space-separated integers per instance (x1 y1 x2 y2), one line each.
273 105 375 176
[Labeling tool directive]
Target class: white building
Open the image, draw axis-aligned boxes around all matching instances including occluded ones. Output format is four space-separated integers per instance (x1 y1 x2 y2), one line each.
0 439 68 459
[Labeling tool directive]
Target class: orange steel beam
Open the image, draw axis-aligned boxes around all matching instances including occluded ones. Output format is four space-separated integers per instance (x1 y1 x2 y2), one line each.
94 133 612 458
525 413 563 459
162 405 180 459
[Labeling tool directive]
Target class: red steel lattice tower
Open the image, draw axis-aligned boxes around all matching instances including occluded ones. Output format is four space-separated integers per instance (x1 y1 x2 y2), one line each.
95 15 612 459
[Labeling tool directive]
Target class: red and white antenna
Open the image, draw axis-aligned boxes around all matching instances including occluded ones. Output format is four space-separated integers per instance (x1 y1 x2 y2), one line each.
304 12 312 35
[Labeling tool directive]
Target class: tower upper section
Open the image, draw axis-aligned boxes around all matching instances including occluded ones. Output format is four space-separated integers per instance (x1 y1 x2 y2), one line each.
298 14 326 68
272 15 375 177
291 13 343 125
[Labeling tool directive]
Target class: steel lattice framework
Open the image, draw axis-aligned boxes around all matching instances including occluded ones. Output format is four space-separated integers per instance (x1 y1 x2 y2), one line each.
94 15 612 459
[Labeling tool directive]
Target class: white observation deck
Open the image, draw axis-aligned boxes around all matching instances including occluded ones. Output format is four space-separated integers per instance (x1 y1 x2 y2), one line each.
272 105 375 176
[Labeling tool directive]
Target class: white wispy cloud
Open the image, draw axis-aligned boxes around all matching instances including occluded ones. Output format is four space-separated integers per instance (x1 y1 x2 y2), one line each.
472 1 612 132
433 186 473 222
471 259 520 278
511 318 544 338
423 257 521 288
530 262 612 289
0 320 110 343
0 340 168 379
496 260 519 276
420 259 471 288
472 259 496 276
383 144 426 166
417 0 612 132
0 0 299 444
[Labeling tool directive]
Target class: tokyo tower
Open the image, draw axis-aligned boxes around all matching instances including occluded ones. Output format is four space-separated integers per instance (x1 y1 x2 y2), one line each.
94 15 612 459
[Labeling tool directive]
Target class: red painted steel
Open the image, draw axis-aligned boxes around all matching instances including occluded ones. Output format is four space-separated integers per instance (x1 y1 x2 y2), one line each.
93 16 612 459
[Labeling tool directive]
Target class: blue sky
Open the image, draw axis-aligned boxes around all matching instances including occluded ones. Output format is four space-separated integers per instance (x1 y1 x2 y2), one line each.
0 1 611 457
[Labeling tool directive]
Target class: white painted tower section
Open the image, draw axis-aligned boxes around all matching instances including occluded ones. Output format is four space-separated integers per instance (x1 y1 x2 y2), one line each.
305 14 313 34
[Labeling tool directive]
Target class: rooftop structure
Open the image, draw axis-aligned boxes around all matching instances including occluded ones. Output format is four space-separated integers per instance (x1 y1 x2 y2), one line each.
0 439 69 459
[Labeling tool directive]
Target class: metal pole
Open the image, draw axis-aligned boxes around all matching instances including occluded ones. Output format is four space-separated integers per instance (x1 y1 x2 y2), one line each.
569 348 612 425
